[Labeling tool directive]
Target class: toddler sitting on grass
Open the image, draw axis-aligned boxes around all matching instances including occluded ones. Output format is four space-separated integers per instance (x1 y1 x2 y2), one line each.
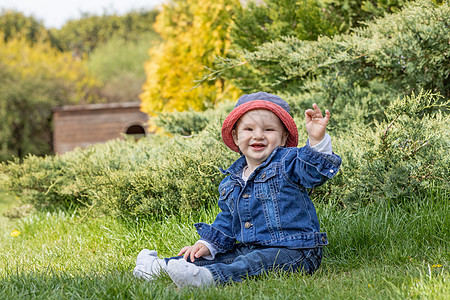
134 92 341 288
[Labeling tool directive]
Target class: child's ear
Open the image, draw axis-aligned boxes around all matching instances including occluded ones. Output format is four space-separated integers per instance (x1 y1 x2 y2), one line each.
232 129 238 145
282 131 288 147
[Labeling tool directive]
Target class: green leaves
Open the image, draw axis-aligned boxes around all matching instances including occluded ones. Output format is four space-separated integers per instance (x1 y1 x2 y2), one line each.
219 0 449 133
326 91 450 205
1 125 238 218
0 37 102 160
140 0 241 114
51 10 159 54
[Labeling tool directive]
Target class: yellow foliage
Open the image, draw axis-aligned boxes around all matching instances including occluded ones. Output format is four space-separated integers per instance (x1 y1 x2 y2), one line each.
0 35 101 104
140 0 241 115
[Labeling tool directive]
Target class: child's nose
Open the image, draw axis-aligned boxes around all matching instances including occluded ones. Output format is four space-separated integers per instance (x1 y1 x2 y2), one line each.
253 128 264 139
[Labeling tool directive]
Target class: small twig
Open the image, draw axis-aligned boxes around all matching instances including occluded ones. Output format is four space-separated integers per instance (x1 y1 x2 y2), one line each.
382 113 401 141
185 60 249 92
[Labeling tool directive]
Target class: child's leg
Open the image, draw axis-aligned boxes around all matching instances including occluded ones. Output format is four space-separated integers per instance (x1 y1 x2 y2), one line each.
203 246 322 284
133 246 244 284
163 245 246 288
165 245 322 287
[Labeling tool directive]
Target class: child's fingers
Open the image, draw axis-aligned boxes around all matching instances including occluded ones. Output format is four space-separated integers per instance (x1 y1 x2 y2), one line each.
190 248 197 262
305 109 315 122
178 246 191 257
305 109 315 116
325 109 331 121
313 103 322 115
190 244 203 262
184 248 193 260
195 245 209 258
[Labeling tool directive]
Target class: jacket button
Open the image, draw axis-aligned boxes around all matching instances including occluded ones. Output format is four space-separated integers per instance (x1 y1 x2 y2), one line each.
261 173 266 179
221 190 225 196
321 236 326 243
242 193 250 199
244 222 252 229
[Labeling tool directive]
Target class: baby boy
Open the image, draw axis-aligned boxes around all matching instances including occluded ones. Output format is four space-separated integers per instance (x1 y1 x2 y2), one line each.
134 92 342 288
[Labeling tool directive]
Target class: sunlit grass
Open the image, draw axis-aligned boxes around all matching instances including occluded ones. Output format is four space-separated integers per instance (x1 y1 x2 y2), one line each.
0 189 448 299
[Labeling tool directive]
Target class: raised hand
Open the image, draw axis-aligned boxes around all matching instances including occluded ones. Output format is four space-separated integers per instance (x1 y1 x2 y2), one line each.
305 103 330 146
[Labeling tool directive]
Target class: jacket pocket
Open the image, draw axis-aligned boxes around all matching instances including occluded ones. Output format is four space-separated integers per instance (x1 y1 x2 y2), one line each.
254 168 280 199
219 184 236 213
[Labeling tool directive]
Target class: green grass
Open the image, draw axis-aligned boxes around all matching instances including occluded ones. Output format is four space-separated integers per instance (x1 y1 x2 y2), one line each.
0 189 448 299
0 185 20 234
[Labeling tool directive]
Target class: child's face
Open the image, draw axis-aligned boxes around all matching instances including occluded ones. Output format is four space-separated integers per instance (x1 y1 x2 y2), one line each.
232 109 288 169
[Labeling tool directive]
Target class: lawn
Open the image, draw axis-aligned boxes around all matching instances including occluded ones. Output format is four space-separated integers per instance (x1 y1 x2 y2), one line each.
0 187 20 235
0 186 448 299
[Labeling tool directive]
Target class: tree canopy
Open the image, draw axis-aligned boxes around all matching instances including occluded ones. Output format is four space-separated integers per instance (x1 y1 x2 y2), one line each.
50 10 160 55
140 0 241 114
0 10 49 44
0 36 102 160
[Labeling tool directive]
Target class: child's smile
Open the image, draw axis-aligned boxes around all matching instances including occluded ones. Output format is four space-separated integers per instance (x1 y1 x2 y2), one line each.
250 143 266 150
232 109 288 173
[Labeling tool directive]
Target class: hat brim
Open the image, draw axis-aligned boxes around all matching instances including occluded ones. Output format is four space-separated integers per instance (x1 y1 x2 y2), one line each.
221 100 299 152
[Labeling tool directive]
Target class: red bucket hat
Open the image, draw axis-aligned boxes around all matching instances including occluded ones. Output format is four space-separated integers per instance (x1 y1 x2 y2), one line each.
222 92 298 152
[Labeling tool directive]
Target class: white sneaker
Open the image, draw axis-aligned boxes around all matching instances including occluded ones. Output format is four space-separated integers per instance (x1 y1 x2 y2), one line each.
166 259 214 288
133 249 167 281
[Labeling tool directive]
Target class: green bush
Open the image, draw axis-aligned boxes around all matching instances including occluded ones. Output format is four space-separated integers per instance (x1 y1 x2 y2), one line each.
221 0 449 131
1 122 238 218
2 91 447 216
154 101 234 135
318 91 449 205
86 32 161 103
230 0 409 52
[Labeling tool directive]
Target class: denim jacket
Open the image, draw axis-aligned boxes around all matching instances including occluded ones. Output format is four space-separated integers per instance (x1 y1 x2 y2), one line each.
195 144 341 252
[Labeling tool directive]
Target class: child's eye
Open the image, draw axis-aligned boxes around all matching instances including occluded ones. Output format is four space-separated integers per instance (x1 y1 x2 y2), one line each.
265 128 274 131
243 127 253 131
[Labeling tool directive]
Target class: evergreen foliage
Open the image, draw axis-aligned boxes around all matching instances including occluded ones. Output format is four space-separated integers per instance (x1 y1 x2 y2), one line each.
2 92 447 216
323 91 449 205
154 101 234 135
0 122 237 217
230 0 410 52
220 0 449 130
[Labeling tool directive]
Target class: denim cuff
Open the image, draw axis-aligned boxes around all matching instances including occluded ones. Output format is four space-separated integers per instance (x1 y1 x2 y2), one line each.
300 143 341 179
194 222 236 253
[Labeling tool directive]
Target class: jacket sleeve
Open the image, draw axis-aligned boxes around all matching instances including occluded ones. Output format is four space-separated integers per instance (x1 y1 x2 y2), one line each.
194 184 237 253
283 143 341 189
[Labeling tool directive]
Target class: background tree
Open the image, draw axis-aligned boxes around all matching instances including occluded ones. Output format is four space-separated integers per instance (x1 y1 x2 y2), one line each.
140 0 241 115
50 10 161 103
218 0 449 130
230 0 410 52
0 9 49 44
0 36 102 160
86 32 160 103
50 10 159 55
